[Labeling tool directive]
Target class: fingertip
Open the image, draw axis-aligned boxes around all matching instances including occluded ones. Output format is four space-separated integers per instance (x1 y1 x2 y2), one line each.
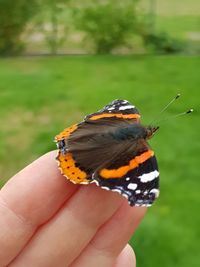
125 244 136 266
114 244 136 267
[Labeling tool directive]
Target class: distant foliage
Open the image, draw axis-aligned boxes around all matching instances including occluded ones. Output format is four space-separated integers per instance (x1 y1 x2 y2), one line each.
0 0 39 55
0 0 187 56
142 32 185 54
74 0 140 54
35 0 70 55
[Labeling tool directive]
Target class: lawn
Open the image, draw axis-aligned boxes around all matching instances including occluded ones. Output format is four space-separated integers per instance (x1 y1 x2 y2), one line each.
141 0 200 40
0 55 199 266
156 16 200 38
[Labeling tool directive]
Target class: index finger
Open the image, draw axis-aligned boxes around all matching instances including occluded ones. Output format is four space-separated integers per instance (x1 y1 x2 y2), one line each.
0 151 78 266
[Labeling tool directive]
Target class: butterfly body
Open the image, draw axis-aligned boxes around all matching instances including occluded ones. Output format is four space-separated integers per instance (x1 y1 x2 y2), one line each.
111 124 147 141
55 99 160 207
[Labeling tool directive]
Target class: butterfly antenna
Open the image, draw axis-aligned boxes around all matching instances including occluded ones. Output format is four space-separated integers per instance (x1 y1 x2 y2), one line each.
155 108 193 125
149 93 181 125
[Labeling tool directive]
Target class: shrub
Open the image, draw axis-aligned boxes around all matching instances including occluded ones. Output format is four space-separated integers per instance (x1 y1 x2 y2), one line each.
74 0 140 54
142 32 185 54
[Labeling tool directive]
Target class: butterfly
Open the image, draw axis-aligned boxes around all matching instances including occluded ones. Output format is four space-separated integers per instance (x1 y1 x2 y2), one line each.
55 99 160 207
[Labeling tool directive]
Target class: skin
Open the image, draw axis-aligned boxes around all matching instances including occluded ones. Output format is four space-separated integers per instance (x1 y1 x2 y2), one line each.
0 151 146 267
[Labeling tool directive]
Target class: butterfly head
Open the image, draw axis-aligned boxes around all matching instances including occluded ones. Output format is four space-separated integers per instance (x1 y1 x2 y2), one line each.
146 126 159 139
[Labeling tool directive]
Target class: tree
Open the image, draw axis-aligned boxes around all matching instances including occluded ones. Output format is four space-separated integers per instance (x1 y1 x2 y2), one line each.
0 0 39 55
36 0 70 55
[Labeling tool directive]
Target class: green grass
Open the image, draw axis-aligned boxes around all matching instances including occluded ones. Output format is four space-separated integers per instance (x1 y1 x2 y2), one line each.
141 0 200 44
140 0 200 16
157 0 200 16
0 55 199 266
156 16 200 40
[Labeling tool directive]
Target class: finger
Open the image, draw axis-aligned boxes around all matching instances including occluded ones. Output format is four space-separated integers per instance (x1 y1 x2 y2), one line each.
0 151 78 266
113 244 136 267
9 184 124 267
69 201 146 267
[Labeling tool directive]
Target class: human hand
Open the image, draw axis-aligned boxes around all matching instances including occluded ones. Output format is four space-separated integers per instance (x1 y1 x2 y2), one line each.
0 151 146 267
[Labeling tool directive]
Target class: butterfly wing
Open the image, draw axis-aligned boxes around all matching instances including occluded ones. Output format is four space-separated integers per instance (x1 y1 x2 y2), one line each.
92 139 160 207
84 99 141 122
55 117 135 185
66 118 136 176
55 99 141 184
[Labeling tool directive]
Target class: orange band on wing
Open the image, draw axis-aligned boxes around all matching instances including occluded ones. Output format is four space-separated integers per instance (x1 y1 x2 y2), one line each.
89 113 140 121
57 152 89 184
55 124 78 141
99 150 154 179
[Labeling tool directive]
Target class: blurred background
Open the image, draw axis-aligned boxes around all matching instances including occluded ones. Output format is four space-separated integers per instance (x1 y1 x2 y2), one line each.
0 0 199 266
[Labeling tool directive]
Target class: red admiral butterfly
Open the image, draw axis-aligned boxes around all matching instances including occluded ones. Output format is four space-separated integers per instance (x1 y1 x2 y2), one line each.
55 99 160 207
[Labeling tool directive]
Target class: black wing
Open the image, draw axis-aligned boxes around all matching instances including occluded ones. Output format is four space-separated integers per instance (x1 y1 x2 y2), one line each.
84 99 141 122
92 140 160 207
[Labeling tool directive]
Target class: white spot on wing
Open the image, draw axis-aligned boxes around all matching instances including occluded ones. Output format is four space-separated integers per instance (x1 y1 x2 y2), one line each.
127 183 138 190
107 107 115 110
80 181 89 185
126 177 130 181
101 186 110 191
111 189 122 193
139 170 159 183
122 193 128 199
119 105 135 111
135 190 141 194
150 188 160 198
